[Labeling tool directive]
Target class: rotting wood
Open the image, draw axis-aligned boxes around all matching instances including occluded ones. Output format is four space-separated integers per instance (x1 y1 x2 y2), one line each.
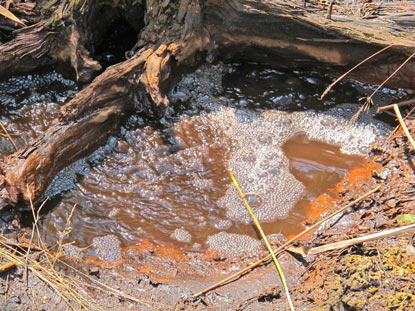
0 0 415 207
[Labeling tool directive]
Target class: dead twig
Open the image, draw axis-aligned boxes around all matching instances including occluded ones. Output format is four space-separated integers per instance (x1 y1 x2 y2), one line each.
393 104 415 150
365 51 415 104
377 99 415 113
351 51 415 122
0 261 16 272
4 273 9 304
193 185 380 297
321 44 395 99
288 223 415 255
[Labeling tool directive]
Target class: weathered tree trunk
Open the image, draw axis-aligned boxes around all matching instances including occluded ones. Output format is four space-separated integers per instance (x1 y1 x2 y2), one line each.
0 0 414 207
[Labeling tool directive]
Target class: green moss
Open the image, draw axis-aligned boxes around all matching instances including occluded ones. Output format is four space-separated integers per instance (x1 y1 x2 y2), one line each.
342 292 367 309
310 245 415 310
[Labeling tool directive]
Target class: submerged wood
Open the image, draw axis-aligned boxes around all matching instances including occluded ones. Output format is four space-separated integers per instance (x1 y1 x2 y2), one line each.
0 0 414 206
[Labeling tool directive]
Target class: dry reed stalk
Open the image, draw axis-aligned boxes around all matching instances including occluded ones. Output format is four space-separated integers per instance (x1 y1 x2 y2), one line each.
0 121 17 151
289 223 415 255
362 50 415 104
230 172 295 311
377 99 415 112
0 4 26 26
320 44 395 99
393 104 415 150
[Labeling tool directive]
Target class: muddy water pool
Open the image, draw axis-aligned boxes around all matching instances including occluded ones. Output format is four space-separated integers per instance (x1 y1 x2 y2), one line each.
0 64 398 256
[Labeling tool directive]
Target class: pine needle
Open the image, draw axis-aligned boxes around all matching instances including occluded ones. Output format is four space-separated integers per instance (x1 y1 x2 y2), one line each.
230 171 295 311
0 5 26 27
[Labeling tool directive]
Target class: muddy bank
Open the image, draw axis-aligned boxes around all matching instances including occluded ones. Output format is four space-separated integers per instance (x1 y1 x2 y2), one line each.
293 117 415 311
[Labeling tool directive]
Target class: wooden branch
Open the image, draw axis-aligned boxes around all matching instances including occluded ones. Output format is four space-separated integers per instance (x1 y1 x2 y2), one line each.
377 99 415 112
0 41 197 206
288 223 415 255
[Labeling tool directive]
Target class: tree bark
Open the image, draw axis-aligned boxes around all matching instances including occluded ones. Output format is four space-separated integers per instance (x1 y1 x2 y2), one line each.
1 0 414 207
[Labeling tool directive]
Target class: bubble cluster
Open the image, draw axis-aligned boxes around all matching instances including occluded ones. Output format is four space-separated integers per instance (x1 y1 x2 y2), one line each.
285 103 391 155
0 71 77 108
205 107 304 222
92 235 122 262
207 232 262 257
170 228 192 243
191 102 391 224
0 71 78 156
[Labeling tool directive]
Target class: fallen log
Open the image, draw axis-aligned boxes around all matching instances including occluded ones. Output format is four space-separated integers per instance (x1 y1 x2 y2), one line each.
1 0 415 207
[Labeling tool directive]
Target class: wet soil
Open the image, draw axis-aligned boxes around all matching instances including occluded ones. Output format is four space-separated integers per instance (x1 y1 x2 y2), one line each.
0 63 413 310
292 117 415 311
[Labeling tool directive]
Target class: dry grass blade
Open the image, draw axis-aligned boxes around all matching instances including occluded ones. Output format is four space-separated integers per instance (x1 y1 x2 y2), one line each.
0 193 160 311
230 172 295 311
0 238 42 251
365 51 415 104
0 121 17 151
320 44 394 100
0 5 26 27
193 185 380 297
393 104 415 150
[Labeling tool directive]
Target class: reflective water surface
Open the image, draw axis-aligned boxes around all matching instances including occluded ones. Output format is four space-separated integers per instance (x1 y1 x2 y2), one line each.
0 64 396 253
